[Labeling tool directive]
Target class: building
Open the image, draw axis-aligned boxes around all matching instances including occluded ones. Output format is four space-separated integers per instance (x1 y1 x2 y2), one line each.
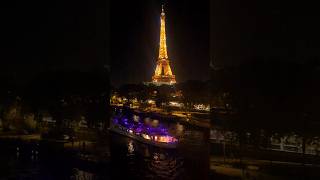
152 5 176 85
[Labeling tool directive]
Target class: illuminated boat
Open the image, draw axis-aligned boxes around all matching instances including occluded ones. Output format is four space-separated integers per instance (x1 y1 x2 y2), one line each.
109 117 178 149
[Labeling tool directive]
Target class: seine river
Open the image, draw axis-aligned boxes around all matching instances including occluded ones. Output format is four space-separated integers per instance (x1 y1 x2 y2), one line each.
0 109 210 179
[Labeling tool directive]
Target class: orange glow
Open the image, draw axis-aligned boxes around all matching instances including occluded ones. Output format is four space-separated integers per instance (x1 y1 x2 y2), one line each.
152 5 176 84
142 134 151 140
159 6 168 59
155 135 178 143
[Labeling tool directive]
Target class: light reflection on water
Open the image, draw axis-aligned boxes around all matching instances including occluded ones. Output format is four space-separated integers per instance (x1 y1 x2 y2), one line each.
127 140 135 154
71 168 95 180
110 110 209 180
111 133 186 180
0 112 209 179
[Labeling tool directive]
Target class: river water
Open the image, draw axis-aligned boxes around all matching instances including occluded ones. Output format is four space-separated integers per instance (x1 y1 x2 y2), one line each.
0 108 210 180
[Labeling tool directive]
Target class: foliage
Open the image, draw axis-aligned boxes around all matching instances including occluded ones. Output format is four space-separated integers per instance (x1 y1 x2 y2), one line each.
23 113 37 132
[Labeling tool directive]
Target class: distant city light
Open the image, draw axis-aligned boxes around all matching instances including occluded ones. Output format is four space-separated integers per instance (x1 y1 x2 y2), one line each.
169 101 184 107
147 99 155 104
193 104 210 111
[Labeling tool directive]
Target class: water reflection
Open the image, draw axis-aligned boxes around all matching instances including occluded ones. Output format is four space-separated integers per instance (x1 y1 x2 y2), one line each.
71 168 95 180
0 108 209 180
149 151 184 180
127 140 135 154
111 133 186 179
16 147 20 159
110 108 209 180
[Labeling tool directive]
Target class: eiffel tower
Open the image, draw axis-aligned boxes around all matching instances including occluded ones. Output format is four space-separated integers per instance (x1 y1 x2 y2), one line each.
152 5 176 85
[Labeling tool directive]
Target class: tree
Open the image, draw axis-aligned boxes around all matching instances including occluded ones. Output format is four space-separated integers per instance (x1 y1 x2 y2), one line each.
24 113 37 132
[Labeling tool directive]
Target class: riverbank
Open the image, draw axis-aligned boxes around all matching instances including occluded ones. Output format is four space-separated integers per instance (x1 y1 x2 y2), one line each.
210 142 320 179
0 130 110 158
210 155 320 179
130 107 211 129
0 133 41 141
0 130 111 168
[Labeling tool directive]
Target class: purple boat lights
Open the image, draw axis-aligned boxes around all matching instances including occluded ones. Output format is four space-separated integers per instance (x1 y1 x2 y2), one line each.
112 116 178 143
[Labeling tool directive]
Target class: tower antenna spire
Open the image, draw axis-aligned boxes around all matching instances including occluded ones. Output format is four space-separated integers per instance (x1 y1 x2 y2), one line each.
161 4 165 15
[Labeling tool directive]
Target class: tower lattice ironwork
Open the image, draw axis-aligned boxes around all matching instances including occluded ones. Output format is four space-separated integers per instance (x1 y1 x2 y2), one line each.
152 5 176 85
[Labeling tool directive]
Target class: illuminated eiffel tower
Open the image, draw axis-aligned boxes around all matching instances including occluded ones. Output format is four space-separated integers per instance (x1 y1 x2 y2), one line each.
152 5 176 85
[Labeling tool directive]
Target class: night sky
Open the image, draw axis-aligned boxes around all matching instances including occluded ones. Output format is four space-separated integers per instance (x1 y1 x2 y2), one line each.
111 0 210 86
2 0 320 87
211 0 320 67
0 0 109 86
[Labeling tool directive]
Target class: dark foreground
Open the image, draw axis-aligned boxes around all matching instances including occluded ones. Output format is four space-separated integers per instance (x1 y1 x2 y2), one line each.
0 127 209 180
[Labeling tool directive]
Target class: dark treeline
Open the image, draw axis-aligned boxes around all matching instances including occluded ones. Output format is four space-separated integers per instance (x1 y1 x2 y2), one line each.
0 71 110 133
112 80 211 109
211 59 320 142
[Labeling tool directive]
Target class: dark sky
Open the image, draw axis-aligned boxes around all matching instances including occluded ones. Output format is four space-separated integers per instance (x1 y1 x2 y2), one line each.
2 0 320 87
211 0 320 67
111 0 210 86
0 0 109 86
